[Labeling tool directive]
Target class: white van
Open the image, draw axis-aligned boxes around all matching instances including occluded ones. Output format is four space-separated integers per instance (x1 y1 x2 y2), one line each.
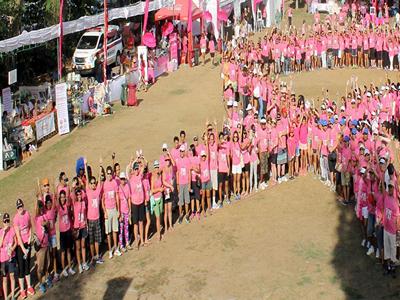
72 25 123 74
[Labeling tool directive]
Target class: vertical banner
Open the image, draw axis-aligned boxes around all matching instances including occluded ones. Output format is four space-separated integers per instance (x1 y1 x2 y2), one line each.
55 83 70 135
58 0 64 81
143 0 150 35
0 103 3 171
2 88 12 114
103 0 108 84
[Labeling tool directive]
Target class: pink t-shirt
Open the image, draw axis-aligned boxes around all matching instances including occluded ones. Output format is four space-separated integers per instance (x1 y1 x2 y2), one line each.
176 157 191 185
118 183 131 214
130 174 144 205
209 142 218 171
103 179 118 210
34 215 49 247
0 227 15 262
200 159 210 183
218 143 230 173
57 203 71 232
383 193 399 234
86 184 102 221
73 200 87 229
231 142 241 165
13 211 31 244
287 136 296 158
45 207 56 236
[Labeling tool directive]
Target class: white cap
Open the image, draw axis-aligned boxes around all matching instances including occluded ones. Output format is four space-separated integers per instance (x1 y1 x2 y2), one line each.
359 144 365 150
162 143 168 149
200 150 206 156
340 106 345 111
327 108 333 114
334 114 339 119
385 86 389 90
153 160 160 168
246 104 253 111
357 95 361 99
305 100 311 109
321 104 326 110
360 167 366 174
364 148 370 155
260 118 267 124
233 101 238 107
381 86 386 91
119 172 126 179
374 91 379 96
371 111 376 116
366 92 372 97
351 99 356 103
379 157 386 164
227 100 233 106
179 144 186 151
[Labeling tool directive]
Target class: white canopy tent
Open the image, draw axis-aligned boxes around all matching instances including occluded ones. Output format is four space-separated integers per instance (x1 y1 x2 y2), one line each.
0 0 165 53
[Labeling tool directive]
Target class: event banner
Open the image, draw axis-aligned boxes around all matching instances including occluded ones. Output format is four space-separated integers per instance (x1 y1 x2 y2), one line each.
55 83 70 135
36 112 56 140
2 87 12 114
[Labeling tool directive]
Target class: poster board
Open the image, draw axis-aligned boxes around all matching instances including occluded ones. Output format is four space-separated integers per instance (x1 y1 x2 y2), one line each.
55 83 70 135
137 45 148 82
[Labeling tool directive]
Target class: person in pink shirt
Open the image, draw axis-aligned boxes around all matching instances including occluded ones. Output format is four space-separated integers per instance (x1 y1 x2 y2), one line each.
231 130 243 199
241 129 251 196
102 166 121 259
199 149 212 217
151 160 165 241
33 200 50 294
162 152 175 232
44 193 58 283
176 144 192 224
128 160 145 249
299 116 308 175
207 131 219 208
118 172 132 251
13 199 34 298
383 181 400 275
0 213 16 300
72 189 89 273
209 34 216 65
200 33 207 65
339 136 352 204
188 145 201 220
57 190 75 278
218 132 231 206
287 127 296 179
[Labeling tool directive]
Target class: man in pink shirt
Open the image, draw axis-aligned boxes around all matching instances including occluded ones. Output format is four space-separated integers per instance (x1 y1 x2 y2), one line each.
257 118 269 189
101 166 121 259
176 144 191 224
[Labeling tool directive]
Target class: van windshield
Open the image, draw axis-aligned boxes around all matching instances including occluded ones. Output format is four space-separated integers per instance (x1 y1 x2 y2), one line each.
77 36 99 49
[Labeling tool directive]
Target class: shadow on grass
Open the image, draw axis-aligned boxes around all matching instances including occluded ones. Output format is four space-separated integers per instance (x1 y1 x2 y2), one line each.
103 277 133 300
333 203 400 299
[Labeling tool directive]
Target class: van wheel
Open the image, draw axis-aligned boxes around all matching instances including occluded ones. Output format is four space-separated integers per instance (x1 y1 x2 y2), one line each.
116 51 121 65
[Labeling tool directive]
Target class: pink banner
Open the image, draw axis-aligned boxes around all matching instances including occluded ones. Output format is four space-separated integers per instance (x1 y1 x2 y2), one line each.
143 0 150 35
103 0 108 84
58 0 64 80
187 0 193 32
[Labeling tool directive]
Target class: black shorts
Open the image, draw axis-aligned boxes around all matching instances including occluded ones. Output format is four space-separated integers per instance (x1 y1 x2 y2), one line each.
1 258 16 276
369 48 376 59
262 55 268 64
363 49 369 55
377 51 382 60
60 230 73 250
76 227 88 240
190 181 201 200
210 53 215 58
218 172 228 184
328 158 337 173
132 203 145 224
242 163 250 173
332 49 338 56
270 153 277 164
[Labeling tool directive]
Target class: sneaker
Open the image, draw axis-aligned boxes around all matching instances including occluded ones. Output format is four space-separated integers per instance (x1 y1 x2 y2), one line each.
121 247 127 253
82 262 90 271
226 199 231 205
52 273 60 283
39 283 46 294
376 249 380 259
114 249 122 256
366 241 371 249
282 176 288 182
178 216 183 224
46 277 53 288
277 177 282 184
96 257 105 264
367 246 375 256
212 203 219 209
61 269 68 278
20 290 27 299
109 251 113 259
185 215 191 224
68 267 76 276
78 264 83 274
27 287 35 296
361 239 366 247
217 203 223 209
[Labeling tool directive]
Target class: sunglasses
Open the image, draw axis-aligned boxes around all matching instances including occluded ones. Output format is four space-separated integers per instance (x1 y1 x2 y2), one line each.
107 172 112 175
44 184 49 187
90 181 96 185
3 220 10 224
163 149 167 152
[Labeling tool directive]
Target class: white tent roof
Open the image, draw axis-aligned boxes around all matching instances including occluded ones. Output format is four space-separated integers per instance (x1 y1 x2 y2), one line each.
0 0 164 53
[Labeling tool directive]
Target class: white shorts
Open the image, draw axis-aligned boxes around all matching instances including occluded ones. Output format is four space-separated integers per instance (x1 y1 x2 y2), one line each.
232 164 242 174
384 230 398 262
338 50 342 58
210 169 218 190
49 234 57 248
201 48 206 54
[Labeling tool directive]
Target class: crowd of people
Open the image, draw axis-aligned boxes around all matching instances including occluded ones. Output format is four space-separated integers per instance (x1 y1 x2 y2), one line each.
2 5 400 300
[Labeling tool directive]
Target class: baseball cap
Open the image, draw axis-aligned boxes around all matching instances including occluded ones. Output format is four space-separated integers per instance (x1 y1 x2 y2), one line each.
200 150 206 157
153 160 160 168
351 120 358 126
344 136 350 142
16 199 24 209
379 158 386 164
366 92 372 97
179 144 186 152
340 106 345 111
363 128 369 135
42 178 49 186
119 172 126 179
351 128 357 135
233 101 238 107
2 213 10 223
246 104 253 111
227 100 233 106
260 118 267 124
133 162 140 170
388 180 395 187
162 143 168 149
351 99 356 103
364 148 370 155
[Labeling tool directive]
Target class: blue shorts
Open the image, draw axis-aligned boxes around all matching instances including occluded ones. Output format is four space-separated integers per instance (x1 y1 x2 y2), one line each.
295 146 300 157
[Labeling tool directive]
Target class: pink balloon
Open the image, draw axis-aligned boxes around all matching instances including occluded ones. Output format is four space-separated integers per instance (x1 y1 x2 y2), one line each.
142 32 156 48
203 11 212 22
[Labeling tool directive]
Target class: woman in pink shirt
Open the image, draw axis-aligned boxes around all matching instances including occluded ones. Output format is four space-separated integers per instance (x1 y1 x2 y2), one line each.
0 213 16 300
189 145 201 220
118 172 132 250
209 34 216 65
199 149 212 217
57 190 75 277
72 189 89 273
299 116 309 175
44 193 58 283
162 153 175 232
151 161 164 241
231 130 242 200
287 127 297 179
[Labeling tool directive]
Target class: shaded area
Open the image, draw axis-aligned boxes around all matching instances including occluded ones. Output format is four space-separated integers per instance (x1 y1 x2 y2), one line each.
332 203 400 299
103 277 133 300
